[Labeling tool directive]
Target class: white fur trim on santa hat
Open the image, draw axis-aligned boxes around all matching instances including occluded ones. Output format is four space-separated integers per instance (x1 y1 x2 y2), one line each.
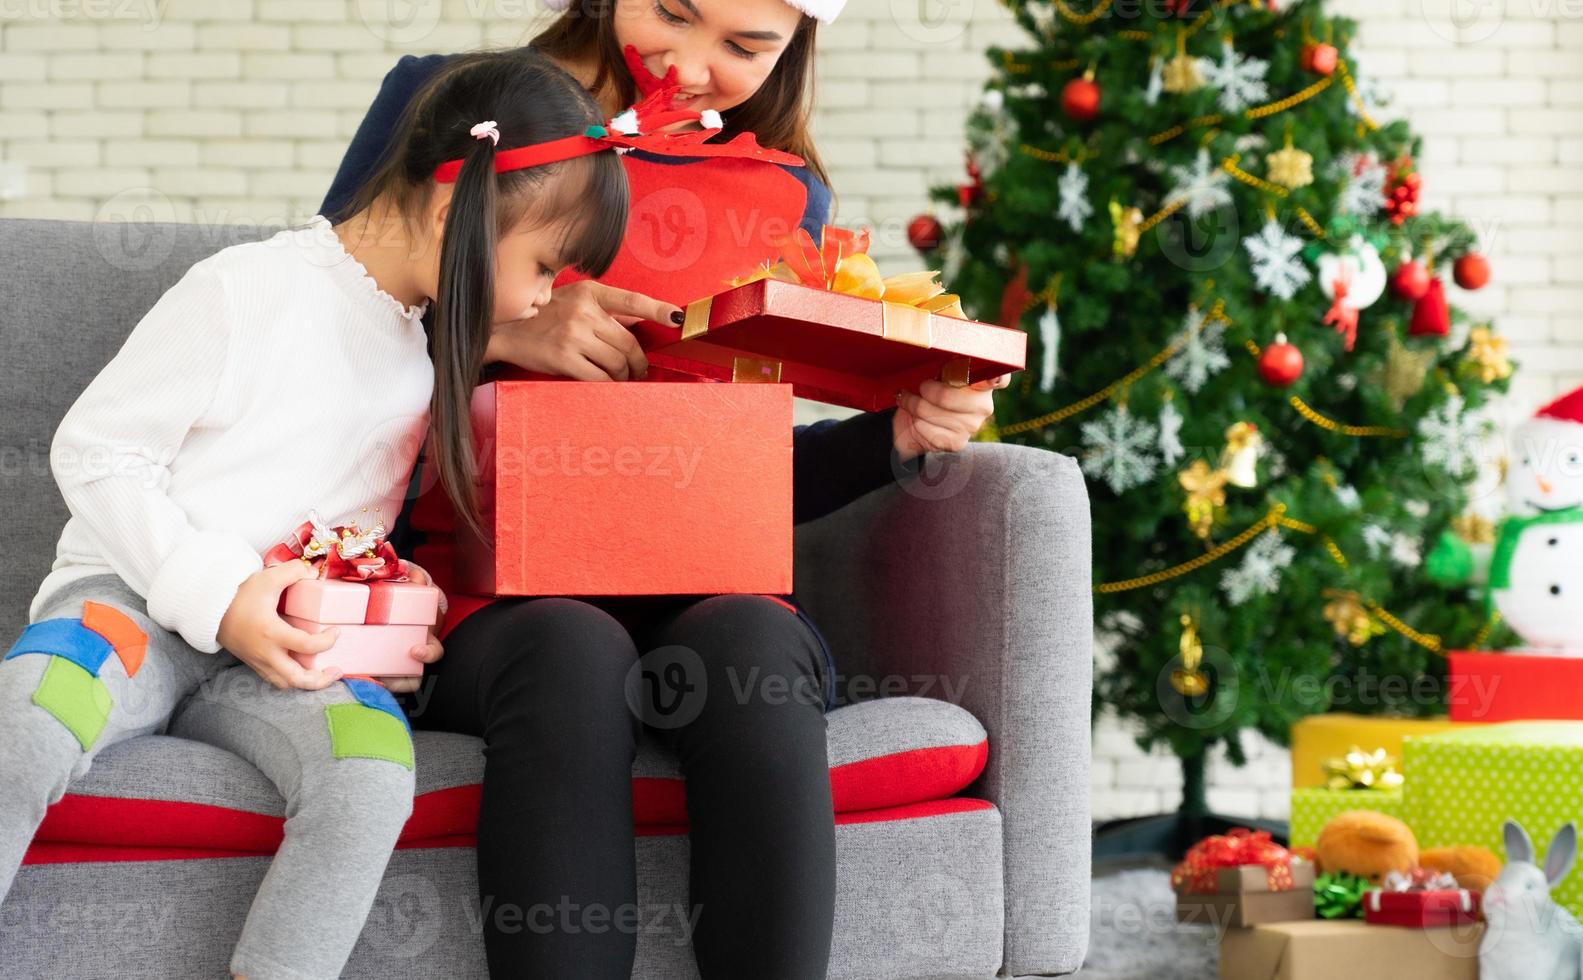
782 0 846 21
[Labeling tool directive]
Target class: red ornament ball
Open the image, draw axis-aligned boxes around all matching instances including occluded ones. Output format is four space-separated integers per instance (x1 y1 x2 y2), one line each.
907 214 944 254
1061 77 1101 122
1259 333 1304 387
1454 252 1491 290
1302 43 1338 76
1391 260 1432 301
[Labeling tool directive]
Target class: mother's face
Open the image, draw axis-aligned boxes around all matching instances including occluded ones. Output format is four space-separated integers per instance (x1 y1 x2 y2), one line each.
614 0 804 114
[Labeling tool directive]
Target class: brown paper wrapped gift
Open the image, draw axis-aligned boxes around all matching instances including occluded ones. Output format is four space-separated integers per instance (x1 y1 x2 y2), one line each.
1176 863 1317 928
1219 919 1482 980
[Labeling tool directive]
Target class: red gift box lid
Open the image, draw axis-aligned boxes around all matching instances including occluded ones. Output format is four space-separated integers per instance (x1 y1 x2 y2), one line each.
632 278 1027 412
1364 888 1481 927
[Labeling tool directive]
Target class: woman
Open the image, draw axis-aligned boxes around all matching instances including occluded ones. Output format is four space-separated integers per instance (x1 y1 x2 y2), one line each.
322 1 1004 976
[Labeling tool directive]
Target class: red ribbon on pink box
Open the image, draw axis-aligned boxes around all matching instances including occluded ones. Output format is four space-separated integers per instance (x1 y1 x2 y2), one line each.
265 512 441 677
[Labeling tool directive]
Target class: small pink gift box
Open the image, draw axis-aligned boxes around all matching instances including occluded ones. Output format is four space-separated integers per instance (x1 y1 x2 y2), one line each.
279 579 440 677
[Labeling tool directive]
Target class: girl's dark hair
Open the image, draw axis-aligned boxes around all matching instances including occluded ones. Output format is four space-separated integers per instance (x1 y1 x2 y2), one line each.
336 49 629 544
532 8 828 188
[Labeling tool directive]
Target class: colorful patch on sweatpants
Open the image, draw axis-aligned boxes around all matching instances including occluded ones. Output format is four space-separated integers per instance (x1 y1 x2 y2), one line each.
32 657 114 750
324 703 414 770
341 677 412 733
80 601 148 678
5 619 114 676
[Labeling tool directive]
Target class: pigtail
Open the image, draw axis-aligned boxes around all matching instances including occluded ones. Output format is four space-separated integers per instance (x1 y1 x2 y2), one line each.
427 130 499 545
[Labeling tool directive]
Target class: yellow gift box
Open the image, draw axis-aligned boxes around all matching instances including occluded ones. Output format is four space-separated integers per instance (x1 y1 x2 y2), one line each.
1290 714 1470 789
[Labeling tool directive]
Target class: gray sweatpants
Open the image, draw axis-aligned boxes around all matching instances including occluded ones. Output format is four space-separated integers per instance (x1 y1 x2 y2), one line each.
0 573 416 980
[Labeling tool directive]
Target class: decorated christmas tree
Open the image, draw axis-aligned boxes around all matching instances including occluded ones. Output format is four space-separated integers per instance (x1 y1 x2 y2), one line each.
922 0 1514 817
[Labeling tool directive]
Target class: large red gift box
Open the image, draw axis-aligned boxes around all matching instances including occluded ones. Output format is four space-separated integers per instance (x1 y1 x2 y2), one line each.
280 578 439 677
1447 650 1583 722
457 380 793 597
632 277 1027 412
1362 887 1481 928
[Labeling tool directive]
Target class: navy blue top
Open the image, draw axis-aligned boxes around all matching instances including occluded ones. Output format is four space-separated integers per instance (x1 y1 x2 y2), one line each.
323 53 909 709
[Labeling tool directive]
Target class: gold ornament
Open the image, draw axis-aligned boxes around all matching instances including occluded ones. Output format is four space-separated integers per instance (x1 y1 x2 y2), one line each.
1322 589 1384 647
1110 199 1144 259
1451 512 1496 545
1381 324 1436 411
1220 422 1263 488
1179 460 1230 541
1161 28 1203 94
1322 745 1405 791
1265 139 1314 190
1465 325 1512 384
1170 613 1210 696
1162 54 1204 94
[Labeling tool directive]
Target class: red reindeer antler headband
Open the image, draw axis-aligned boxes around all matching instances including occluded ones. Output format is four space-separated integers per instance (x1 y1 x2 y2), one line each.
434 48 803 184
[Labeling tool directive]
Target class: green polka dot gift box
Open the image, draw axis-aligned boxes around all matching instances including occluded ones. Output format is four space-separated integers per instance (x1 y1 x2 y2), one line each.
1289 788 1405 849
1403 722 1583 919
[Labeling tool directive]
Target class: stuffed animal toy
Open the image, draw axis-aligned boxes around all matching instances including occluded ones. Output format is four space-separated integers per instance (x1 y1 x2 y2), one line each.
1421 844 1504 891
1314 810 1419 881
1479 820 1583 980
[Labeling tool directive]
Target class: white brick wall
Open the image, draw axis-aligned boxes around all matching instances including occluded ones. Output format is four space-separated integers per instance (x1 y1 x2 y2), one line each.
3 0 1581 821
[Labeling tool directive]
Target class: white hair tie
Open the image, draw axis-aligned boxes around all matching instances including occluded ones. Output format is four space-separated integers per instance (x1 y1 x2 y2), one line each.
470 120 501 146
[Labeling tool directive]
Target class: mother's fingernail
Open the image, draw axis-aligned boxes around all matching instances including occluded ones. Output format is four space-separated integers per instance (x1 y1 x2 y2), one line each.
670 310 685 325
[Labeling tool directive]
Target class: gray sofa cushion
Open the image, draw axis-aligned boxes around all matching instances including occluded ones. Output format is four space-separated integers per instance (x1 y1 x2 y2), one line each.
1 219 278 635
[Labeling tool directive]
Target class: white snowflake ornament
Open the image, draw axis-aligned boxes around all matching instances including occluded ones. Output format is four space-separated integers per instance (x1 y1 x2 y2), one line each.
1221 532 1295 604
1417 394 1492 478
1164 306 1231 394
1335 152 1388 217
1243 219 1312 300
1198 41 1270 113
1164 148 1234 220
1057 162 1093 233
1081 404 1160 494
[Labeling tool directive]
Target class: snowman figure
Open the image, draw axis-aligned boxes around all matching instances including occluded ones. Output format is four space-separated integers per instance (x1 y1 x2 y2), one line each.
1490 387 1583 654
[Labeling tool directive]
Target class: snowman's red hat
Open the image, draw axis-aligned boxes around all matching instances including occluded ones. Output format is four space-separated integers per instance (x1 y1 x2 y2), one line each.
1537 386 1583 425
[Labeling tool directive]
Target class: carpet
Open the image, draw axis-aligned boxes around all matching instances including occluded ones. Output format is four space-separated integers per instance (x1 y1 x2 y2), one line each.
1073 863 1219 980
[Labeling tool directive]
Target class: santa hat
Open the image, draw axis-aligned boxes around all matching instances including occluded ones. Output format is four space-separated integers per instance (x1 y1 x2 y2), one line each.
1537 386 1583 425
541 0 845 21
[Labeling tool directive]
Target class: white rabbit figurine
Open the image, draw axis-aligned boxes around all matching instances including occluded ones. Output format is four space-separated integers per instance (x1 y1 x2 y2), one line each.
1480 819 1583 980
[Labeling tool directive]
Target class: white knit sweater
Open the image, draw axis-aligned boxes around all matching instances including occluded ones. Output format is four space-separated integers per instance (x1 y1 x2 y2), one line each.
32 215 436 653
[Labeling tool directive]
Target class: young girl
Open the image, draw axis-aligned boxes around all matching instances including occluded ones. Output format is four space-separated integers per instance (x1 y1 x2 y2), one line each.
0 51 629 980
324 3 1004 979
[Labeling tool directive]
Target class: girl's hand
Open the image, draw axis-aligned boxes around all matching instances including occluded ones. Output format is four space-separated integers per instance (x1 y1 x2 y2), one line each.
375 563 446 694
484 280 682 381
217 561 344 691
893 375 1013 463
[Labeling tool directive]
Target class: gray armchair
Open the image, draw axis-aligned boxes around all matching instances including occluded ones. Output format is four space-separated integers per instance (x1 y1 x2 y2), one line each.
0 218 1092 979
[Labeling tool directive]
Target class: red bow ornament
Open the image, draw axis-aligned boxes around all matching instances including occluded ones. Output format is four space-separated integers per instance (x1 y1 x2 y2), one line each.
264 510 408 583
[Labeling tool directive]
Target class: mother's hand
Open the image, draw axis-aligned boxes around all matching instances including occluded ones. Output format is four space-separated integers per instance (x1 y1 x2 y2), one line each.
484 280 682 381
893 374 1012 462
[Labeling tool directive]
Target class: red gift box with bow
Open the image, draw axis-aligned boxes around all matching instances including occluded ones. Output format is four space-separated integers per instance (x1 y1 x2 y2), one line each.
265 513 441 677
1363 869 1482 928
1173 828 1317 928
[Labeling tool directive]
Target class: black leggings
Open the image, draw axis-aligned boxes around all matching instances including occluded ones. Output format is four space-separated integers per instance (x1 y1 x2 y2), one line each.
407 593 836 979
